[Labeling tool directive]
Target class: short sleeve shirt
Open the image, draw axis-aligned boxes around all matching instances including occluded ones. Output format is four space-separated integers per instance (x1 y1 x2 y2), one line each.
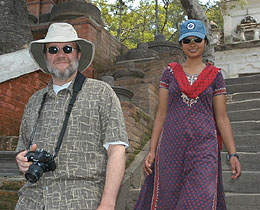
15 77 129 210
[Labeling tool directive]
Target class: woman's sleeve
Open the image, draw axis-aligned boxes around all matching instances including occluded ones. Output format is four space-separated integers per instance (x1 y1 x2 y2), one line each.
212 71 227 97
159 67 171 89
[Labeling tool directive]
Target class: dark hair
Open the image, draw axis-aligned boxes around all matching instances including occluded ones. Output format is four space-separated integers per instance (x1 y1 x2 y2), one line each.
179 36 209 46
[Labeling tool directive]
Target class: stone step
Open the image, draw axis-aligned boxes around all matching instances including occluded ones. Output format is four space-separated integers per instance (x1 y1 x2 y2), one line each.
227 91 260 102
223 171 260 193
231 121 260 135
228 108 260 121
227 99 260 111
225 193 260 210
226 83 260 94
125 190 260 210
221 152 260 171
225 74 260 85
0 151 20 176
222 134 260 152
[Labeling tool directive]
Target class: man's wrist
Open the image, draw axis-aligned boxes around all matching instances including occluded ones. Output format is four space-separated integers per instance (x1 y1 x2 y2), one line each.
226 153 239 161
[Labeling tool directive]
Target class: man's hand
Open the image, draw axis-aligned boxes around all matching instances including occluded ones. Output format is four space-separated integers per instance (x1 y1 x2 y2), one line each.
16 144 37 173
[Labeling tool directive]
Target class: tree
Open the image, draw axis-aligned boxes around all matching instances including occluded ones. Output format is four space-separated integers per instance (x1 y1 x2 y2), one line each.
93 0 185 48
0 0 32 55
93 0 237 51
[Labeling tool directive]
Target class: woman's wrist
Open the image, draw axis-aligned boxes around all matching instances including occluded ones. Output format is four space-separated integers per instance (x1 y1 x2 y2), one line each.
226 153 239 161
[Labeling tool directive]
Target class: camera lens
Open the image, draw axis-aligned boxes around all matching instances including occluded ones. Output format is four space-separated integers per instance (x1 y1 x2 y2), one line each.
25 164 44 183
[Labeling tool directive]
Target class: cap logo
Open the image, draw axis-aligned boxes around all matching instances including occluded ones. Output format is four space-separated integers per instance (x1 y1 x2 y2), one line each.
187 23 195 30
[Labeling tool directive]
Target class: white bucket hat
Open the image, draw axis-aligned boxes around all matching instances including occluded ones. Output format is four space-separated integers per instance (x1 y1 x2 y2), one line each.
29 22 95 74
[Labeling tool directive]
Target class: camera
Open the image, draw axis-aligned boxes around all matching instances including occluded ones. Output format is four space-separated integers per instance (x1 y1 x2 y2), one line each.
25 149 56 183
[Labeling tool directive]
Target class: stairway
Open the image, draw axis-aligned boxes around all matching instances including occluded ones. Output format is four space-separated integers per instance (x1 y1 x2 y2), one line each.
223 75 260 210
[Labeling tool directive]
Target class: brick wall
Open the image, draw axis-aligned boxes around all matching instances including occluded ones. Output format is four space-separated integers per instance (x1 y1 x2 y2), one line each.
114 52 185 119
0 66 94 138
121 102 153 167
0 177 25 210
67 17 128 75
26 0 56 19
0 137 18 151
0 71 50 136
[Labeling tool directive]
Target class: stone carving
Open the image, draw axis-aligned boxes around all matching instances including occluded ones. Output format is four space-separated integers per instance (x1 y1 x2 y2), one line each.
241 15 257 24
50 1 103 25
236 15 260 41
116 43 158 63
112 61 144 80
210 21 221 45
148 34 182 52
101 76 134 101
238 63 260 75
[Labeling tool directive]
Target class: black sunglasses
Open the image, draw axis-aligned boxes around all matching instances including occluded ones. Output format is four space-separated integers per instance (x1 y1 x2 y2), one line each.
47 45 75 54
182 37 203 44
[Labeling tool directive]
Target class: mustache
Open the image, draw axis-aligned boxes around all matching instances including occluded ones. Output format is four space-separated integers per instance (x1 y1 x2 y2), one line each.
53 57 70 64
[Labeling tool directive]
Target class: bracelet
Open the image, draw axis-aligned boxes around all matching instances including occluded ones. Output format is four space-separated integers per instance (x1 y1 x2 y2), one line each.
226 153 239 161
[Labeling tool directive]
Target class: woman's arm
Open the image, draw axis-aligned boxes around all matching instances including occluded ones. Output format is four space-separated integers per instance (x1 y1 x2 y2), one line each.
213 94 241 179
144 88 169 175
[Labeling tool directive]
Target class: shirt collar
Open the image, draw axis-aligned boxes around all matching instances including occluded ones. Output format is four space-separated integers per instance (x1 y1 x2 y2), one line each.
46 77 76 97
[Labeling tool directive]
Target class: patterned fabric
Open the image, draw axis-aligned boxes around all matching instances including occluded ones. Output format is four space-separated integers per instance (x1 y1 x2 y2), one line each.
168 62 223 99
15 77 129 210
135 63 227 210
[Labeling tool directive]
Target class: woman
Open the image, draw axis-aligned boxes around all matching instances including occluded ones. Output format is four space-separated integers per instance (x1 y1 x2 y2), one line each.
134 19 241 210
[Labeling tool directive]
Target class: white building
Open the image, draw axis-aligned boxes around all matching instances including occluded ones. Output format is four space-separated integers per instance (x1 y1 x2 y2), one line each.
215 0 260 78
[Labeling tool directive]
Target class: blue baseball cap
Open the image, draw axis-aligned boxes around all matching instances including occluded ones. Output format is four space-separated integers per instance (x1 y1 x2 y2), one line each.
178 19 207 41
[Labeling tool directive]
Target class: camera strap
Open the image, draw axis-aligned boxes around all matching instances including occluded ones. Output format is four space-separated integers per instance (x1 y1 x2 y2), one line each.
27 72 86 158
53 72 86 158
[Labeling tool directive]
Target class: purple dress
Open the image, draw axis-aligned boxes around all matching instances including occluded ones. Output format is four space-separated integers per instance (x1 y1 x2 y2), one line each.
135 64 227 210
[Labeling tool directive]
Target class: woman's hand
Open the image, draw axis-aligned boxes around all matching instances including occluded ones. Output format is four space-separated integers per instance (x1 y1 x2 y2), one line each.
229 156 241 179
144 151 155 176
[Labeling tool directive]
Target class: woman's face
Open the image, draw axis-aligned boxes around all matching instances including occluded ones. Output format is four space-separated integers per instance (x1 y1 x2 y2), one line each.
181 36 207 59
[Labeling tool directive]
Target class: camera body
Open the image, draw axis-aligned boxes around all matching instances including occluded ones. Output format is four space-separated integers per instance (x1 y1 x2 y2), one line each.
25 149 56 183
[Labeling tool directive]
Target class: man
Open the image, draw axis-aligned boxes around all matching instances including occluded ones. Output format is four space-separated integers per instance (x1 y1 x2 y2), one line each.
15 22 129 210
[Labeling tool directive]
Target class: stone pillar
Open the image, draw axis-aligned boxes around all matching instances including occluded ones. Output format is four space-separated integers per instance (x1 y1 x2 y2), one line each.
223 15 233 44
240 29 246 41
253 28 259 40
101 76 134 102
26 0 41 20
0 0 33 55
26 0 55 21
40 0 55 15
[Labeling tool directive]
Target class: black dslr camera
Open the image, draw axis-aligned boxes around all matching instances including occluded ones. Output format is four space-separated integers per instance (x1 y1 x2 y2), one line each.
25 149 56 183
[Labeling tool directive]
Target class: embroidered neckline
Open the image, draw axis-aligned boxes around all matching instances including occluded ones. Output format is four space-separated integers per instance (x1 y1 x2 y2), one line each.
168 62 220 99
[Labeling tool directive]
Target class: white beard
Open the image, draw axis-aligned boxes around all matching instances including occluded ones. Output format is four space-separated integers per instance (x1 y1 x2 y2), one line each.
46 59 79 81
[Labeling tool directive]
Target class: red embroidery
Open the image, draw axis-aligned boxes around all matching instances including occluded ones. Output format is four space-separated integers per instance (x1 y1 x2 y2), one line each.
168 62 220 99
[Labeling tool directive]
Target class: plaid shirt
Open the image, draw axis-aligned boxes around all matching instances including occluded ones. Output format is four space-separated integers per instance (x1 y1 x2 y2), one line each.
15 77 128 210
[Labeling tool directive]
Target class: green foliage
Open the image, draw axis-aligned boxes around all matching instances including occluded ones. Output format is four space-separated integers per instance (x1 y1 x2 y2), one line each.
202 1 224 32
93 0 244 49
93 0 186 48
